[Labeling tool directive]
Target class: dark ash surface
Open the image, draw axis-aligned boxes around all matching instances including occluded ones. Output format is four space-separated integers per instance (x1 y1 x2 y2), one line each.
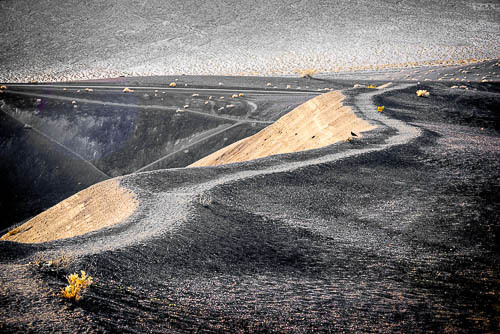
0 76 499 333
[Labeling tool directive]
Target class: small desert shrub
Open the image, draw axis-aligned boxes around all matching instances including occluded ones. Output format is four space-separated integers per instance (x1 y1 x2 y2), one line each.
297 68 319 78
61 271 93 301
416 89 430 97
31 251 74 270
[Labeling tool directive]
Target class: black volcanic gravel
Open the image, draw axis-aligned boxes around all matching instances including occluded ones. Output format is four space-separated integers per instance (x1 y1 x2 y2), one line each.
0 79 499 333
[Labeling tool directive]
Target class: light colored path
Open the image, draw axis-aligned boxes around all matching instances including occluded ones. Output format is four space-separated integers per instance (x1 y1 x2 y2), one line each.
122 84 420 251
3 84 420 247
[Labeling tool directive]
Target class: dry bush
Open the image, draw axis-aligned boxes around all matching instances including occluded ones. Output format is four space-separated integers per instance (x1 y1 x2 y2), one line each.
30 251 74 271
297 68 319 78
4 226 22 238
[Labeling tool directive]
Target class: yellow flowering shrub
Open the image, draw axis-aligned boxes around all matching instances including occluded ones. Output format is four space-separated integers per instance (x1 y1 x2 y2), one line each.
61 271 93 301
416 89 430 97
377 106 385 112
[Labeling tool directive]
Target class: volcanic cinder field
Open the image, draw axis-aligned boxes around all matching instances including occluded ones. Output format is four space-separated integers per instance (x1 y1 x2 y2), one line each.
1 0 500 333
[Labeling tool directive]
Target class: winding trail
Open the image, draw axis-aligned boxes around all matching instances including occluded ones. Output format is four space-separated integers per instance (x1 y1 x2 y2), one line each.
61 83 420 255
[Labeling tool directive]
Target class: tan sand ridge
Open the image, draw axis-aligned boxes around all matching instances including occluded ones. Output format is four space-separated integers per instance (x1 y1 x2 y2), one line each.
1 179 138 243
190 90 376 167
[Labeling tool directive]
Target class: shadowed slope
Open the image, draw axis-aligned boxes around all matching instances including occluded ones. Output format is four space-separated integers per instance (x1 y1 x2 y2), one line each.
190 91 376 167
0 109 109 231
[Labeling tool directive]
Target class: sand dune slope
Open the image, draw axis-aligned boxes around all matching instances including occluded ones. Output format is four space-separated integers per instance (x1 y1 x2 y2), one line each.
190 91 376 167
1 179 137 243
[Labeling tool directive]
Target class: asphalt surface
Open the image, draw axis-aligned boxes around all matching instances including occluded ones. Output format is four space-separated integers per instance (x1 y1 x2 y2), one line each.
0 68 499 332
1 0 499 82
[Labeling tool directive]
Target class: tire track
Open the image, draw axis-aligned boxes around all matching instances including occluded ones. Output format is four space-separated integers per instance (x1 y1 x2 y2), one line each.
133 122 245 173
3 90 270 124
